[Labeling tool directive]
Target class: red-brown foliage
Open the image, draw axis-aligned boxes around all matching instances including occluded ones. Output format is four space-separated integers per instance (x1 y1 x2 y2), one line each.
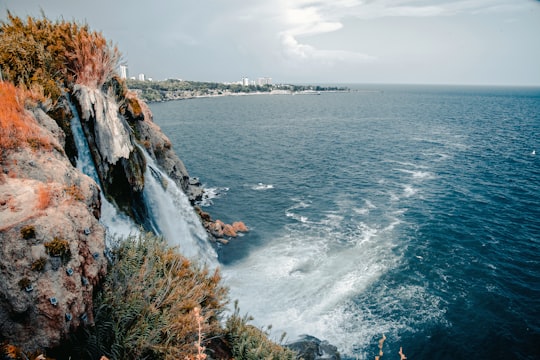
0 82 51 162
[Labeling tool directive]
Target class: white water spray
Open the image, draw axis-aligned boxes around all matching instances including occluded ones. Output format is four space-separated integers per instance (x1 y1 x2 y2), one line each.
69 101 139 243
140 148 218 266
70 101 217 266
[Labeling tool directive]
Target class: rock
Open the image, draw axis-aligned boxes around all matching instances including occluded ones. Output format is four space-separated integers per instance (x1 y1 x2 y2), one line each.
127 93 204 204
232 221 249 233
0 109 107 352
73 84 133 164
286 335 341 360
222 224 237 238
71 85 146 221
195 207 249 240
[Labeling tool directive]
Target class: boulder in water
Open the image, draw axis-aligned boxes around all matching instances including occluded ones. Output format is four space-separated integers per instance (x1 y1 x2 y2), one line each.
286 335 341 360
232 221 249 233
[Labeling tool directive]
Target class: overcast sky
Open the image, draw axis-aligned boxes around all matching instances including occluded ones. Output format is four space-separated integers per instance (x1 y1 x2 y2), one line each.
2 0 539 85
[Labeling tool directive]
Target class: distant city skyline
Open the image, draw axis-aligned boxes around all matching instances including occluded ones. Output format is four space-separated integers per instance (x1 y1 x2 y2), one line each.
1 0 540 86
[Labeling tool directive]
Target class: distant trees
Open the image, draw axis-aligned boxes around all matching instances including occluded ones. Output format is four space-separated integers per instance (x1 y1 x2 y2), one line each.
127 79 348 103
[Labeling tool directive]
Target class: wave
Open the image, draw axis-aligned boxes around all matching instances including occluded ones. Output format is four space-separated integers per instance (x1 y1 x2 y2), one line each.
222 195 428 358
395 168 436 180
251 182 274 190
197 186 229 206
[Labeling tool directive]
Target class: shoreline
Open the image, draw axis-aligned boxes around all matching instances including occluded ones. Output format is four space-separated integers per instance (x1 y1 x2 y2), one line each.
132 88 352 103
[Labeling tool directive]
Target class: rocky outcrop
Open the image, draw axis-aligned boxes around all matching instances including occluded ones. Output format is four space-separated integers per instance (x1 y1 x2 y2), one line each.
286 335 341 360
68 84 204 225
0 108 107 352
74 85 133 164
194 207 249 243
72 85 146 220
122 91 205 204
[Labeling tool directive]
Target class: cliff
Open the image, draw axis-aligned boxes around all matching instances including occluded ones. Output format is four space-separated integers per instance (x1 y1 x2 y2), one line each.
0 15 204 352
0 83 107 351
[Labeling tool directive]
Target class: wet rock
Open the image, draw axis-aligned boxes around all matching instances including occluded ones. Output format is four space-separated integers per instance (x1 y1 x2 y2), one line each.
286 335 341 360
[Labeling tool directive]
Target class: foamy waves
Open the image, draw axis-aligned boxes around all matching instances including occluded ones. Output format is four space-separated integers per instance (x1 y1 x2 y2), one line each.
251 182 274 190
222 160 444 357
223 196 413 357
197 186 229 206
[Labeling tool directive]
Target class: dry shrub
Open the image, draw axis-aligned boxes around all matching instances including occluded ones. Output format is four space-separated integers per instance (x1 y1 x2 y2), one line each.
66 28 120 88
44 237 71 264
0 13 120 95
0 82 51 162
36 183 52 210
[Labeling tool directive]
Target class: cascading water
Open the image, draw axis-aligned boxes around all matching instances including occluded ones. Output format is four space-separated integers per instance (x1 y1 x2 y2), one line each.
140 147 218 266
70 97 217 266
69 101 139 243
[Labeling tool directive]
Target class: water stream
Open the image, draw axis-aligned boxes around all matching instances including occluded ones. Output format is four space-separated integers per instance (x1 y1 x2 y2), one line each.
70 99 217 266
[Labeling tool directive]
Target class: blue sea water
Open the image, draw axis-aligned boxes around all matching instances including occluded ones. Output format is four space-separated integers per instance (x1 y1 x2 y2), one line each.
150 85 540 360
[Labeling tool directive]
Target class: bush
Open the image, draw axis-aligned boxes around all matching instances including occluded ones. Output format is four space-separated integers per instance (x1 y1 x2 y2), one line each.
79 233 227 360
31 257 47 272
0 82 51 163
18 277 31 290
0 13 120 95
225 301 297 360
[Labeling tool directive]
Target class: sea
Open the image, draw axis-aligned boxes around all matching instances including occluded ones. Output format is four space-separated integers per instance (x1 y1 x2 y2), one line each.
149 84 540 360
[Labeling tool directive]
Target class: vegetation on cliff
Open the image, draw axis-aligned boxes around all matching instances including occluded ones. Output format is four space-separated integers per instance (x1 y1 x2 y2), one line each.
67 233 297 360
0 82 52 163
0 12 119 101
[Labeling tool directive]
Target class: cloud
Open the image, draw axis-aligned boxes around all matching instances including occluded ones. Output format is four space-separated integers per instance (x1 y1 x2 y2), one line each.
260 0 534 68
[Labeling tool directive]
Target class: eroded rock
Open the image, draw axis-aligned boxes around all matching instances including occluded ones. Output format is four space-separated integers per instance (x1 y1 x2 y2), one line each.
0 110 106 352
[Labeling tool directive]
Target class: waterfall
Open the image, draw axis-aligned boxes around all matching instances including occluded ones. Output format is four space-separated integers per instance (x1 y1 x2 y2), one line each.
140 147 218 266
69 98 217 267
69 101 139 244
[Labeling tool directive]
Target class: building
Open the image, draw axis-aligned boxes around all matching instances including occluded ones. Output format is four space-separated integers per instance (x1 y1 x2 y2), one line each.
138 73 145 81
119 65 128 79
242 77 249 86
257 77 272 86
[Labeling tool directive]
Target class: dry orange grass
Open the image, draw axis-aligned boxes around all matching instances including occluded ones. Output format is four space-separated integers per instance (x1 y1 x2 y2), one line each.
0 82 51 162
67 29 120 88
36 183 52 210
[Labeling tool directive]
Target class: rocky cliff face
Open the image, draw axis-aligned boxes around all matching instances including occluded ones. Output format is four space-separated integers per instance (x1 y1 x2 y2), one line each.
0 106 107 351
0 80 206 352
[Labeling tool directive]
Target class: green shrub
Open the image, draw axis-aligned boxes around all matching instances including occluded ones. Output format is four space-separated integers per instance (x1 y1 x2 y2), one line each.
81 233 227 360
225 300 297 360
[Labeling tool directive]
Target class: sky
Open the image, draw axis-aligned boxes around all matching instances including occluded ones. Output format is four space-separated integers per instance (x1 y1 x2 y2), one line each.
1 0 540 85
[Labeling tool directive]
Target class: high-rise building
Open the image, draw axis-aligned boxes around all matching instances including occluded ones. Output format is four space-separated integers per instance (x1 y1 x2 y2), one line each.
138 73 145 81
119 65 128 79
242 77 249 86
